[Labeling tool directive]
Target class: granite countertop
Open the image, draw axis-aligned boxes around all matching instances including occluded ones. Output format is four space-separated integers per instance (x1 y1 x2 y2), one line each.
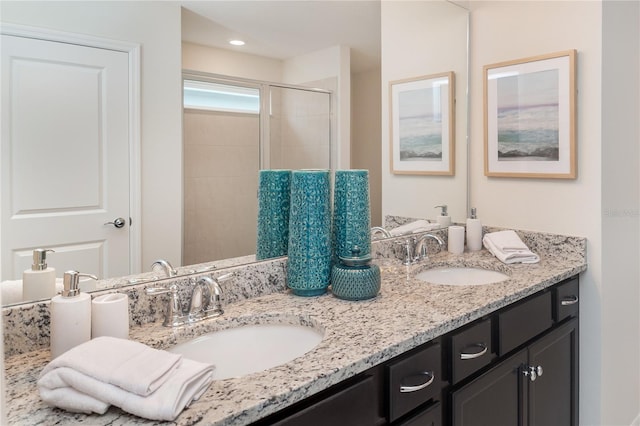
5 246 586 425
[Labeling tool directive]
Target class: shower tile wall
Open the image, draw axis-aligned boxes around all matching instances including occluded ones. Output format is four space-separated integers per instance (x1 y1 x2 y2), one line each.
183 109 259 264
270 83 331 169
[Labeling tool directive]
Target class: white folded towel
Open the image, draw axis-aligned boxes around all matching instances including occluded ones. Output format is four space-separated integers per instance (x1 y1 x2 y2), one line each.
38 357 213 420
40 336 182 396
38 337 214 421
483 230 540 264
389 220 440 236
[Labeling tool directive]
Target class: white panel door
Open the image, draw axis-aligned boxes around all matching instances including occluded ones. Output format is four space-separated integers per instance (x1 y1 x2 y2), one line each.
1 34 130 281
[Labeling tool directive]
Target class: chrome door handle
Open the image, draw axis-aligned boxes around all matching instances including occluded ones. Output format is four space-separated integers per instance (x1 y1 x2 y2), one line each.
460 343 488 360
104 217 126 228
400 371 435 393
561 295 579 305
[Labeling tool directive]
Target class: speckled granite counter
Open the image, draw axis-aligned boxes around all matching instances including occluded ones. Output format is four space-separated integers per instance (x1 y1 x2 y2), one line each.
4 234 586 426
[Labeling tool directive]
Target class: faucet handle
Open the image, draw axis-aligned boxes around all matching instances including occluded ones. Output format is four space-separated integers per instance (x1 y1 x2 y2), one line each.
146 284 184 327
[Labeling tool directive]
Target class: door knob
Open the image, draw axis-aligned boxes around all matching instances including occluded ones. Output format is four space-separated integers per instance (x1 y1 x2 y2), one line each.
104 217 126 228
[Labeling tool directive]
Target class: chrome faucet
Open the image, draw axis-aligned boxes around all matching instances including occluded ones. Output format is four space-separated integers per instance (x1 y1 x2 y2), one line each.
414 234 445 263
396 234 444 265
146 273 232 327
151 259 178 278
371 226 392 238
146 284 183 327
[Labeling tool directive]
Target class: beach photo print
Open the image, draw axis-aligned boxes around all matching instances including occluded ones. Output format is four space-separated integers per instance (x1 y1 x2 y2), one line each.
390 72 455 175
484 50 576 178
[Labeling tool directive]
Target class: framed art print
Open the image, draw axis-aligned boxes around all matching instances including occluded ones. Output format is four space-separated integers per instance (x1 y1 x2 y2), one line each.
390 72 455 175
484 50 576 178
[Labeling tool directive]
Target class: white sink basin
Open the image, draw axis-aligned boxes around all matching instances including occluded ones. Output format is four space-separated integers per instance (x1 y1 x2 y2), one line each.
169 323 324 380
415 267 509 286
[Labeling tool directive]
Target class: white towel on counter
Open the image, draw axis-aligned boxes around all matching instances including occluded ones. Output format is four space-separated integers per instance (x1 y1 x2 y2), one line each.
40 336 182 396
38 337 215 421
389 220 440 236
0 278 64 304
483 230 540 264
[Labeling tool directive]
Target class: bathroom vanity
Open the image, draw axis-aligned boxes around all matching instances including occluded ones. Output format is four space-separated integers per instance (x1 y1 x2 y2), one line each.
3 229 586 426
253 275 579 426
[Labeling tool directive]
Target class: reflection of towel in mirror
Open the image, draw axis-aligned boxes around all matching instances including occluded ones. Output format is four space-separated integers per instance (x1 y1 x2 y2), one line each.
389 220 440 236
38 336 214 421
483 230 540 264
0 279 64 304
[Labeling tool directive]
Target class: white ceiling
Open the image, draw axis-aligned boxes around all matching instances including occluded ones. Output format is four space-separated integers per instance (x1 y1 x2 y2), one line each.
181 1 381 74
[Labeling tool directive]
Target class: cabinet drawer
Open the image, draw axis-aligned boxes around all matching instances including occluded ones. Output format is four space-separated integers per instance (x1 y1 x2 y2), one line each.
451 318 494 384
387 342 442 423
270 374 377 426
498 291 552 356
397 401 442 426
553 277 579 322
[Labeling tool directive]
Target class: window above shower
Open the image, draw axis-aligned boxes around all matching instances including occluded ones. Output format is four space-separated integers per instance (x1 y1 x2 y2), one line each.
183 80 260 114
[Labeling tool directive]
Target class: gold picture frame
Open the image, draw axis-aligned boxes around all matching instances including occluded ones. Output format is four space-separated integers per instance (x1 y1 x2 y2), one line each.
389 72 455 175
484 50 577 178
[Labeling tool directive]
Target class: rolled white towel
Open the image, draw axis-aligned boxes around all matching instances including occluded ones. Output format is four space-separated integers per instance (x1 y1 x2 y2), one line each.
39 336 182 397
1 278 64 304
483 230 540 264
38 336 214 421
0 280 23 304
389 220 440 236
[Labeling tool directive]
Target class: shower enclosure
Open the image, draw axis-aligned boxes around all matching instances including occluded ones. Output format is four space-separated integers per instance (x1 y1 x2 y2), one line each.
182 72 333 264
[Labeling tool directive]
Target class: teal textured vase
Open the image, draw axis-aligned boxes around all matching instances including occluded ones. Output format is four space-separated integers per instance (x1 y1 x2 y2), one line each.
287 170 332 296
332 169 371 259
331 246 381 301
256 170 291 260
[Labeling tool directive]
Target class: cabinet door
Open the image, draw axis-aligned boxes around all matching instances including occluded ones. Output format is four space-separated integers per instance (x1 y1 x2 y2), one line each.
451 349 527 426
527 318 578 426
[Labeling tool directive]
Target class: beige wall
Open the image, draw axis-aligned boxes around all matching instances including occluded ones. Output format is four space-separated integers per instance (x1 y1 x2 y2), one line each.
1 1 183 272
182 41 283 82
183 110 259 263
467 1 639 424
381 1 469 223
352 68 382 226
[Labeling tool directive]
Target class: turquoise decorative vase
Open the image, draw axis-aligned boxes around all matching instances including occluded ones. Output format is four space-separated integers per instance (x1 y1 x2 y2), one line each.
331 246 381 301
332 169 371 259
287 169 332 296
256 170 291 260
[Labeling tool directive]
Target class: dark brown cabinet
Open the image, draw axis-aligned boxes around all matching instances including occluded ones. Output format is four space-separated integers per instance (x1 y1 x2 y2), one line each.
255 276 579 426
451 277 579 426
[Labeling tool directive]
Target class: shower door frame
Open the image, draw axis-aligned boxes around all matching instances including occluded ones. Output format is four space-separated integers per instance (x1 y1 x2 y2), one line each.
182 70 334 171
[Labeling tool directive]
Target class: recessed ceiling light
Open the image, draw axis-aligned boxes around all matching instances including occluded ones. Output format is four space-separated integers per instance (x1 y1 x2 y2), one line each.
229 40 245 46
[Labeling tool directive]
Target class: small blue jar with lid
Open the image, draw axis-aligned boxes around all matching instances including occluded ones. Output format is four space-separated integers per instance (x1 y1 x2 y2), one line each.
330 246 381 301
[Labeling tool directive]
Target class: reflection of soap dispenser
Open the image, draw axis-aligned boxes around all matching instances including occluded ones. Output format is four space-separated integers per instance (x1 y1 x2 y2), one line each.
466 208 483 252
435 205 451 226
50 270 98 359
23 248 56 301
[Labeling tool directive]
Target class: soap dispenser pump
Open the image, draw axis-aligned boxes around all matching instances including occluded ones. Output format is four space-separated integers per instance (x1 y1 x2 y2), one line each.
466 208 483 252
435 205 451 226
50 270 98 359
23 248 56 301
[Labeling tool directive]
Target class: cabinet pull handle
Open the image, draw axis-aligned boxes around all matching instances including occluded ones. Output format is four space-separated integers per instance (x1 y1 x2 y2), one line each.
523 365 544 382
400 371 435 393
561 295 579 306
460 343 488 360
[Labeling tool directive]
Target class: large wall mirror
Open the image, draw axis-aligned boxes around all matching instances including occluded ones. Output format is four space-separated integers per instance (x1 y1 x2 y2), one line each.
0 0 469 307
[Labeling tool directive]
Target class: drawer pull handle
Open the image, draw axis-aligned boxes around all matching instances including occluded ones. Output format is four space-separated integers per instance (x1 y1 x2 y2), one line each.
561 295 579 306
400 372 435 393
460 343 488 360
